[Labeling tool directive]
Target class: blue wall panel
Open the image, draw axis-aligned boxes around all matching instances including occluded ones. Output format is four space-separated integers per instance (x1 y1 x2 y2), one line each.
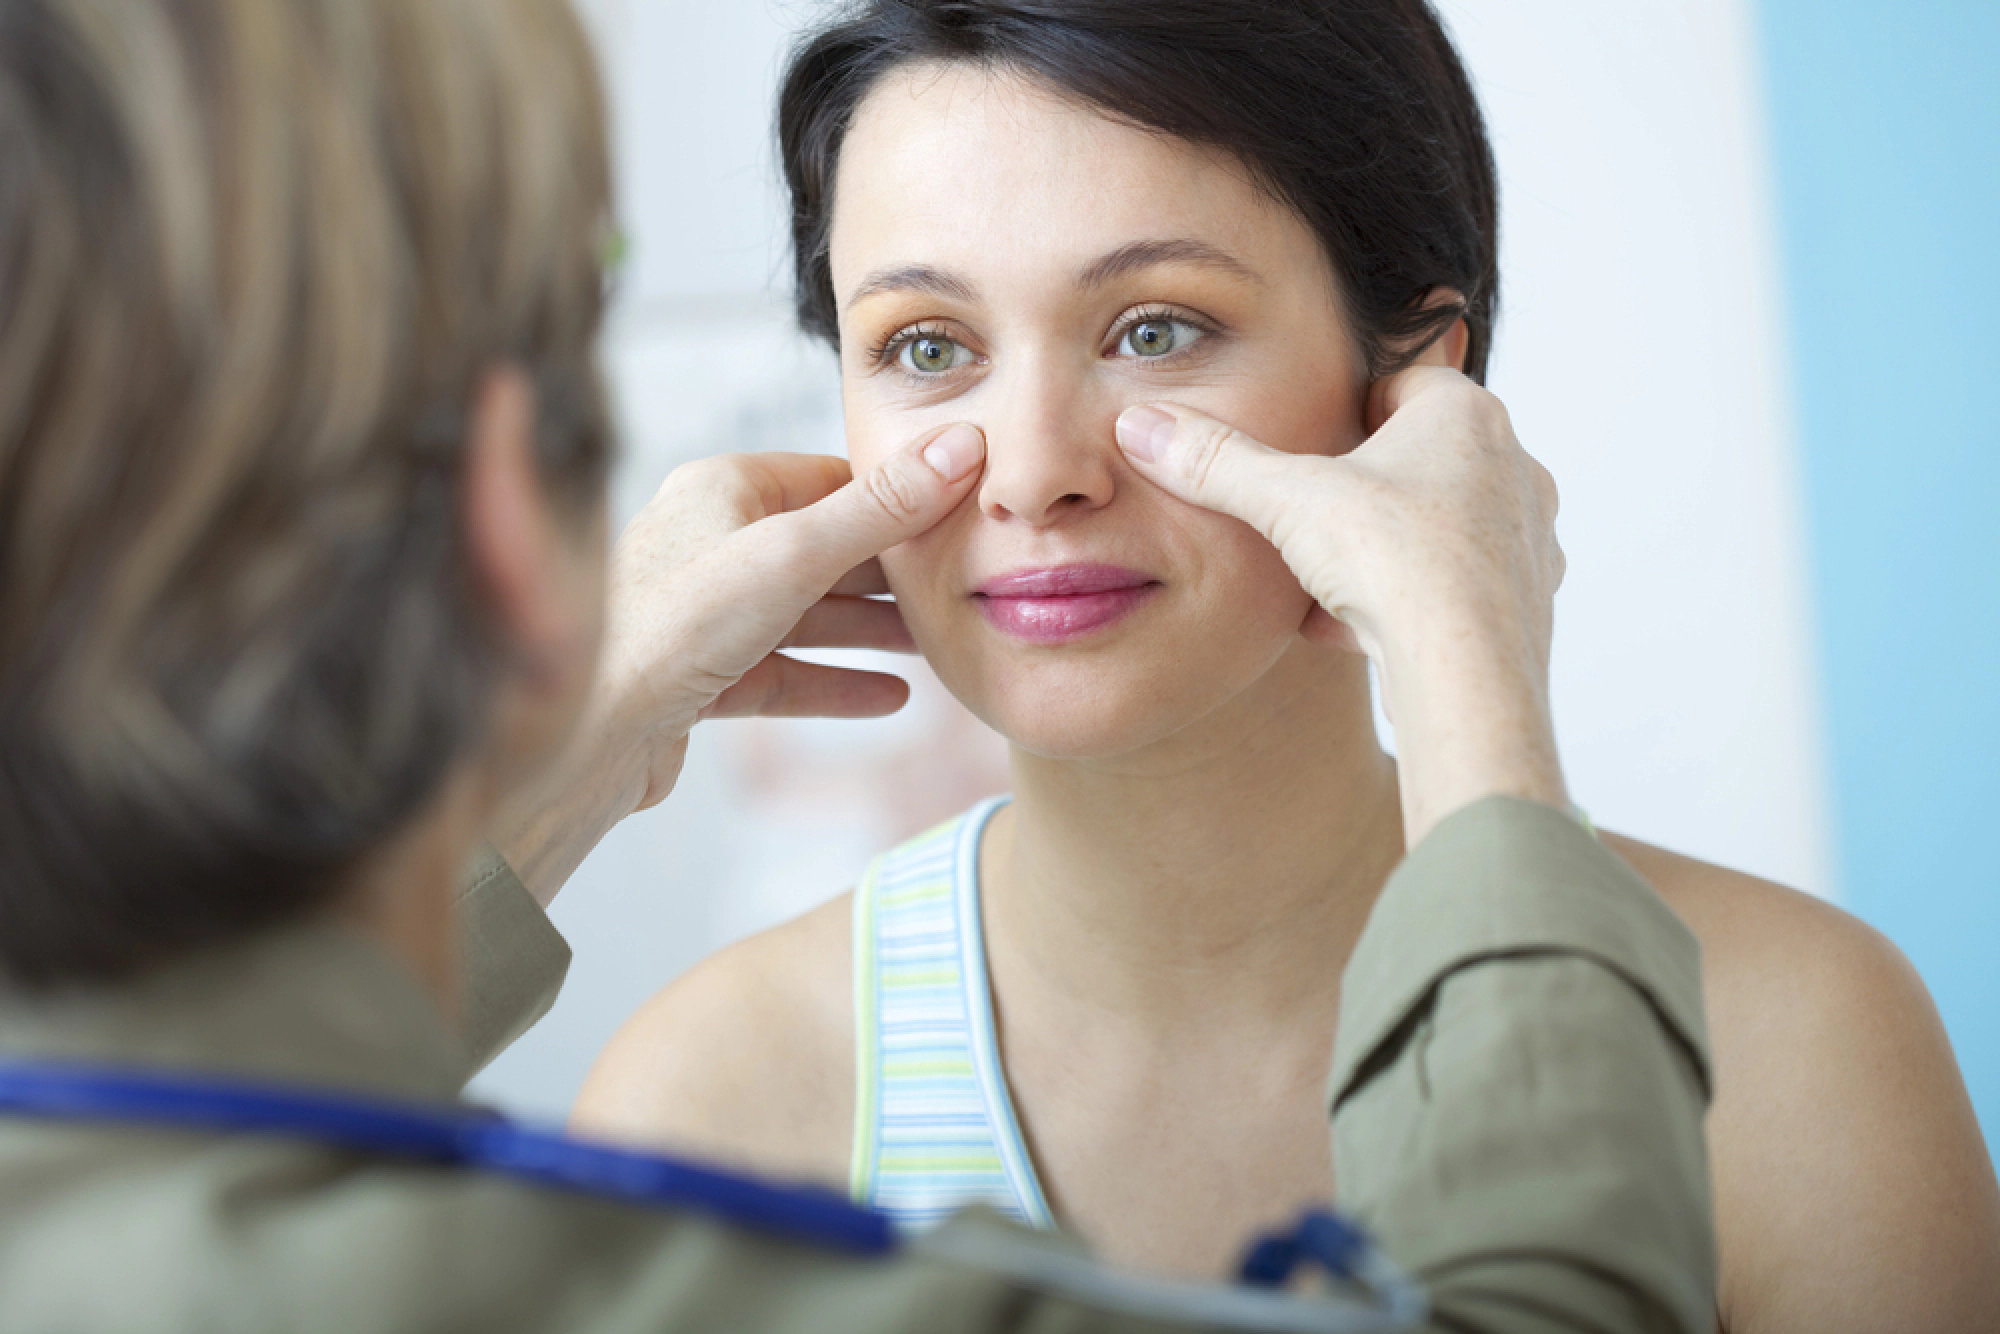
1757 0 2000 1141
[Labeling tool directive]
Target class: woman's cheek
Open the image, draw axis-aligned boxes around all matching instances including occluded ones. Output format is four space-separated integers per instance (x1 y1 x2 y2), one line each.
844 433 890 473
879 533 961 648
878 544 921 607
1189 526 1319 654
837 383 905 472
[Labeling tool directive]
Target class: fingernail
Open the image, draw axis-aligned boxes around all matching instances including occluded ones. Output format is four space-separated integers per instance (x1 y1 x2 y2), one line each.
922 423 984 481
1116 405 1176 463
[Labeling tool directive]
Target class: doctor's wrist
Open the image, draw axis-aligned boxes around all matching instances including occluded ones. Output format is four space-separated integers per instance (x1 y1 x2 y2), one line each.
1379 643 1567 847
485 702 670 909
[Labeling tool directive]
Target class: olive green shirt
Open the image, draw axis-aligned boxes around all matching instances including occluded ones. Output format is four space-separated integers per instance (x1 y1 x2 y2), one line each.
0 797 1714 1332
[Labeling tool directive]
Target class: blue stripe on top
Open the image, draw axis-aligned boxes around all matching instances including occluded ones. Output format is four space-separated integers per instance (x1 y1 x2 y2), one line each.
849 796 1054 1233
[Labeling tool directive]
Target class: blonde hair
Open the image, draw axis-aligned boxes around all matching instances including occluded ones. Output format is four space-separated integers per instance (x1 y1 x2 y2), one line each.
0 0 613 985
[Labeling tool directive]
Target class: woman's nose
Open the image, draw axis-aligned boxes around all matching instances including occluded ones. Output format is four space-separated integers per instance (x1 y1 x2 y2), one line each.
974 368 1118 528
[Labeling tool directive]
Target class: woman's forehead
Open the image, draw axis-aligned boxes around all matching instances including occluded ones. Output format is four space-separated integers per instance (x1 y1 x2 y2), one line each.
828 62 1310 298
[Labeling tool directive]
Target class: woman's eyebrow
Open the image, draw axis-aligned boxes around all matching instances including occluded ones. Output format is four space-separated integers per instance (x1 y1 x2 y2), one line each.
844 240 1258 313
1076 239 1262 290
845 265 979 312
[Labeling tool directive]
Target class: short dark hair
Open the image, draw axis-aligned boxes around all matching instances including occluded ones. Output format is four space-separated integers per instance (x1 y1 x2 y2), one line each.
778 0 1499 381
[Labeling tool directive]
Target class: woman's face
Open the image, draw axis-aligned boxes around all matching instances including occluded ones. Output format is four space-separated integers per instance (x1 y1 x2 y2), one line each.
830 63 1370 761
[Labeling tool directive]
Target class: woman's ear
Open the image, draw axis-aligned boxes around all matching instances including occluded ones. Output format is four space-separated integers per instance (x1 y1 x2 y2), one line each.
1411 288 1470 373
1416 316 1470 373
1366 291 1470 433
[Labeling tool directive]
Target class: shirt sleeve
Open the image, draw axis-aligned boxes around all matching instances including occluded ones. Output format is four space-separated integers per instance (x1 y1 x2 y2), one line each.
1329 796 1717 1334
453 843 572 1077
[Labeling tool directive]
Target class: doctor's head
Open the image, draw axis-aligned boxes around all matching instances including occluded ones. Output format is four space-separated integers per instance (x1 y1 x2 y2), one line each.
0 0 612 987
779 0 1497 761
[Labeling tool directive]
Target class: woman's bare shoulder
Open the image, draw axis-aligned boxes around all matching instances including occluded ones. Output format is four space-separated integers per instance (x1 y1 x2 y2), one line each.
570 891 855 1191
1599 834 1954 1059
1601 831 1876 973
1602 832 2000 1330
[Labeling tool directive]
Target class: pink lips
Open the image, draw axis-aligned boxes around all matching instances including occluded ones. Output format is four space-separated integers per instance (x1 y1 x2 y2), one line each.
973 564 1160 644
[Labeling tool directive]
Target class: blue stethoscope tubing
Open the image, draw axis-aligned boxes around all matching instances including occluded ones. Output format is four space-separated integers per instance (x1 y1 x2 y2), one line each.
0 1060 1426 1332
0 1060 891 1255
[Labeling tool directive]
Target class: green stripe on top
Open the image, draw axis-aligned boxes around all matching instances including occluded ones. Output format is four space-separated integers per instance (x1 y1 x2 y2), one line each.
848 797 1055 1233
879 882 952 909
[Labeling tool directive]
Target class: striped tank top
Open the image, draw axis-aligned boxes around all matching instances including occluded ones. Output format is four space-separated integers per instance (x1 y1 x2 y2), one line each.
848 795 1055 1233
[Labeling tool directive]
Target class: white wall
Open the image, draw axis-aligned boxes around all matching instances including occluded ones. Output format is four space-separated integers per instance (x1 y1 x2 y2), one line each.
1437 0 1828 892
472 0 1830 1120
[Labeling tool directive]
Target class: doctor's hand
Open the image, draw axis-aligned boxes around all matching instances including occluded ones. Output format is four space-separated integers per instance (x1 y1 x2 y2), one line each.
491 423 986 903
1114 368 1566 847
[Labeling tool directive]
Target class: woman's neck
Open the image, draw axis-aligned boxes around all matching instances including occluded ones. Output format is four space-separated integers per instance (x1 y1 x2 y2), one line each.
983 641 1404 1033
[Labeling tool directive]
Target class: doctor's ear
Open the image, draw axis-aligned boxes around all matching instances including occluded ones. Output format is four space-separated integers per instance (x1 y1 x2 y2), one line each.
461 365 603 694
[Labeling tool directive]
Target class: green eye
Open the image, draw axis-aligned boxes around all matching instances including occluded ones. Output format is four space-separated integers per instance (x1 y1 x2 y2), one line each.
901 335 967 374
1121 318 1201 359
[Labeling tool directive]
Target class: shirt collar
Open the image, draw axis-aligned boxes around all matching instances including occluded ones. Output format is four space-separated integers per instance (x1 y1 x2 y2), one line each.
0 921 469 1104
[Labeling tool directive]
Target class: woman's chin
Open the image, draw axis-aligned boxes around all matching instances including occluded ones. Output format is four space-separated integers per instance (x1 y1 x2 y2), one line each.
967 681 1220 763
993 719 1171 763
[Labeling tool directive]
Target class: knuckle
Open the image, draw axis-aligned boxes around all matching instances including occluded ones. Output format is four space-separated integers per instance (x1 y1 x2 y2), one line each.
1536 463 1560 518
665 455 758 521
1178 421 1236 493
1456 384 1515 447
862 461 927 523
1431 374 1480 416
671 454 731 492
